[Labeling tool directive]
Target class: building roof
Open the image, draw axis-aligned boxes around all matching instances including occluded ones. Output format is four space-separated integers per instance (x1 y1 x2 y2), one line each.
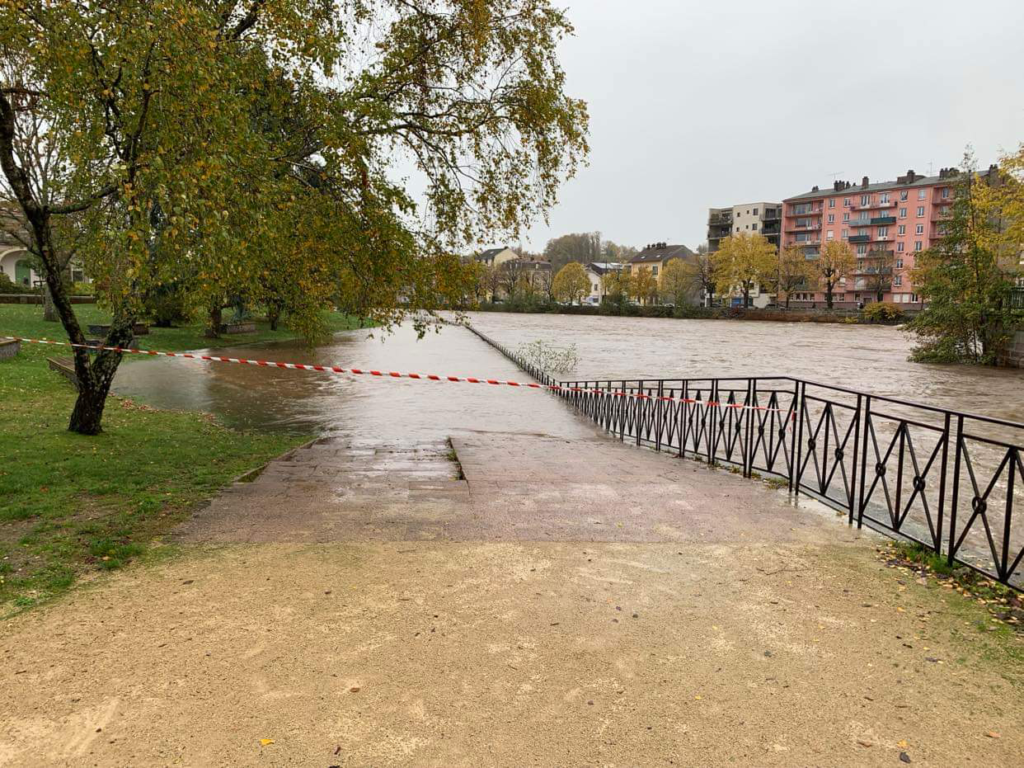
474 247 517 264
586 262 624 275
784 166 997 202
630 243 694 265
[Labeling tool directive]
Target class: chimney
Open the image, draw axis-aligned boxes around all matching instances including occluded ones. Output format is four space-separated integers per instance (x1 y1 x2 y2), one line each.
907 169 915 182
811 185 819 192
861 176 869 188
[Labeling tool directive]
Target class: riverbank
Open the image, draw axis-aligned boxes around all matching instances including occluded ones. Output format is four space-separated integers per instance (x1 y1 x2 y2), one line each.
0 305 368 612
474 301 906 324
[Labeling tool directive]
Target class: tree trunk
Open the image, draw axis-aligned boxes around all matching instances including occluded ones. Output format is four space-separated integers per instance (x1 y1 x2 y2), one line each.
206 304 223 338
268 302 282 331
42 283 59 322
826 288 834 309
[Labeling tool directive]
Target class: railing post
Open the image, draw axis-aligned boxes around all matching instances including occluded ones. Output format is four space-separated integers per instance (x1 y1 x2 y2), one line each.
619 379 626 442
936 412 951 553
857 395 871 528
947 415 964 566
679 380 688 458
655 381 663 452
744 378 756 478
849 393 862 525
895 421 906 530
636 379 644 447
710 379 719 465
794 381 805 494
788 380 799 491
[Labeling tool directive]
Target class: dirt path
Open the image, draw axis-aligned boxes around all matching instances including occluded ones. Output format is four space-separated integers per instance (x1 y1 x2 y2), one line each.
2 327 1023 766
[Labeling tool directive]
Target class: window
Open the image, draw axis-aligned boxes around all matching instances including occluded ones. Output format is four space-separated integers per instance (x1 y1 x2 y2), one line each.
856 244 867 255
652 265 659 276
827 230 834 241
895 275 903 287
898 225 906 235
753 208 759 215
914 241 923 252
841 229 848 239
897 242 905 253
861 194 870 206
918 189 927 200
941 188 950 199
752 223 758 231
880 192 890 204
915 224 924 235
900 190 909 201
877 226 888 237
917 206 925 217
895 258 903 269
735 226 740 233
827 214 835 224
843 197 851 207
828 199 835 208
899 208 907 218
843 212 850 222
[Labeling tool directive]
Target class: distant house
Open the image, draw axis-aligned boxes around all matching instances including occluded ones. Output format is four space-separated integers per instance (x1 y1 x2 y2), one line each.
474 247 520 268
585 262 624 302
0 211 37 287
0 208 90 288
627 243 699 305
627 243 695 281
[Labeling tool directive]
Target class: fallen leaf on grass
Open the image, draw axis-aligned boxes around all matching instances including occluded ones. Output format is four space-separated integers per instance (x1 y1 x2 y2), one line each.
259 739 275 746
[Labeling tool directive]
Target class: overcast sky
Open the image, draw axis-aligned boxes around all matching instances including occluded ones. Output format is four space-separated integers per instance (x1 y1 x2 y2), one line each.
513 0 1024 252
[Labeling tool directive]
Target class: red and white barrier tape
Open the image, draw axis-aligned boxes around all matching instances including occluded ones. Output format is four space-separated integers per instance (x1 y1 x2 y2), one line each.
2 335 794 415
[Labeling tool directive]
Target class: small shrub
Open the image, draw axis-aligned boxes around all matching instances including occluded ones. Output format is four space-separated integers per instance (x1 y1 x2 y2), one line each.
70 281 95 296
0 272 39 295
863 301 904 323
516 339 579 375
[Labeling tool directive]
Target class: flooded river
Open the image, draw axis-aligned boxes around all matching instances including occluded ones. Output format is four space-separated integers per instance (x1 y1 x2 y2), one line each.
115 313 1024 431
112 312 1023 583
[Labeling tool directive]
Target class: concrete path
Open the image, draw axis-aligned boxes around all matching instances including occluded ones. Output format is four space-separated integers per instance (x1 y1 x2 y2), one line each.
1 328 1023 766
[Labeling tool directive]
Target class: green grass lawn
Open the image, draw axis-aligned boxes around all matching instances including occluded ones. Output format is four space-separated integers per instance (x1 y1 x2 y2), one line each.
0 304 367 614
0 303 369 353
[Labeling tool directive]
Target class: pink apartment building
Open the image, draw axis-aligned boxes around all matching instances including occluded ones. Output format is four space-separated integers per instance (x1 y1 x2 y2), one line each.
780 166 995 309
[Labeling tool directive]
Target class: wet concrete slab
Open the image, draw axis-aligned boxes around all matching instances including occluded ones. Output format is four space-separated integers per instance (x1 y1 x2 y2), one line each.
176 430 857 548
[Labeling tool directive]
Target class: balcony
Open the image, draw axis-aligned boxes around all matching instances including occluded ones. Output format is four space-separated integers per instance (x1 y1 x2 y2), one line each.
789 207 822 217
708 215 732 227
848 234 870 243
791 238 821 247
871 215 896 226
785 223 822 234
851 200 898 211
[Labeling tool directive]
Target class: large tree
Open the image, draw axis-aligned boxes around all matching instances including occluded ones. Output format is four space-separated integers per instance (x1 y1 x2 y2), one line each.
659 258 694 307
631 265 657 306
712 233 776 308
551 261 588 304
774 245 811 308
908 152 1022 364
859 249 895 303
0 0 588 434
544 231 601 271
683 246 716 307
811 241 856 309
601 270 631 308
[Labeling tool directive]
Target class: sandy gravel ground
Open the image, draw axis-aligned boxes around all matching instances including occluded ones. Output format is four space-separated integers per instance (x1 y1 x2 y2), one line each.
1 432 1022 766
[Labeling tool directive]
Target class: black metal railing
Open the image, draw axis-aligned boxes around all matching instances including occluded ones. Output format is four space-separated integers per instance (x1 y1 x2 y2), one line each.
554 376 1024 588
460 323 555 388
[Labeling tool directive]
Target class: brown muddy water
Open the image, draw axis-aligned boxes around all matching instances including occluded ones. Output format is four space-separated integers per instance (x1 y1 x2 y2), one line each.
112 313 1023 583
114 313 1024 430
